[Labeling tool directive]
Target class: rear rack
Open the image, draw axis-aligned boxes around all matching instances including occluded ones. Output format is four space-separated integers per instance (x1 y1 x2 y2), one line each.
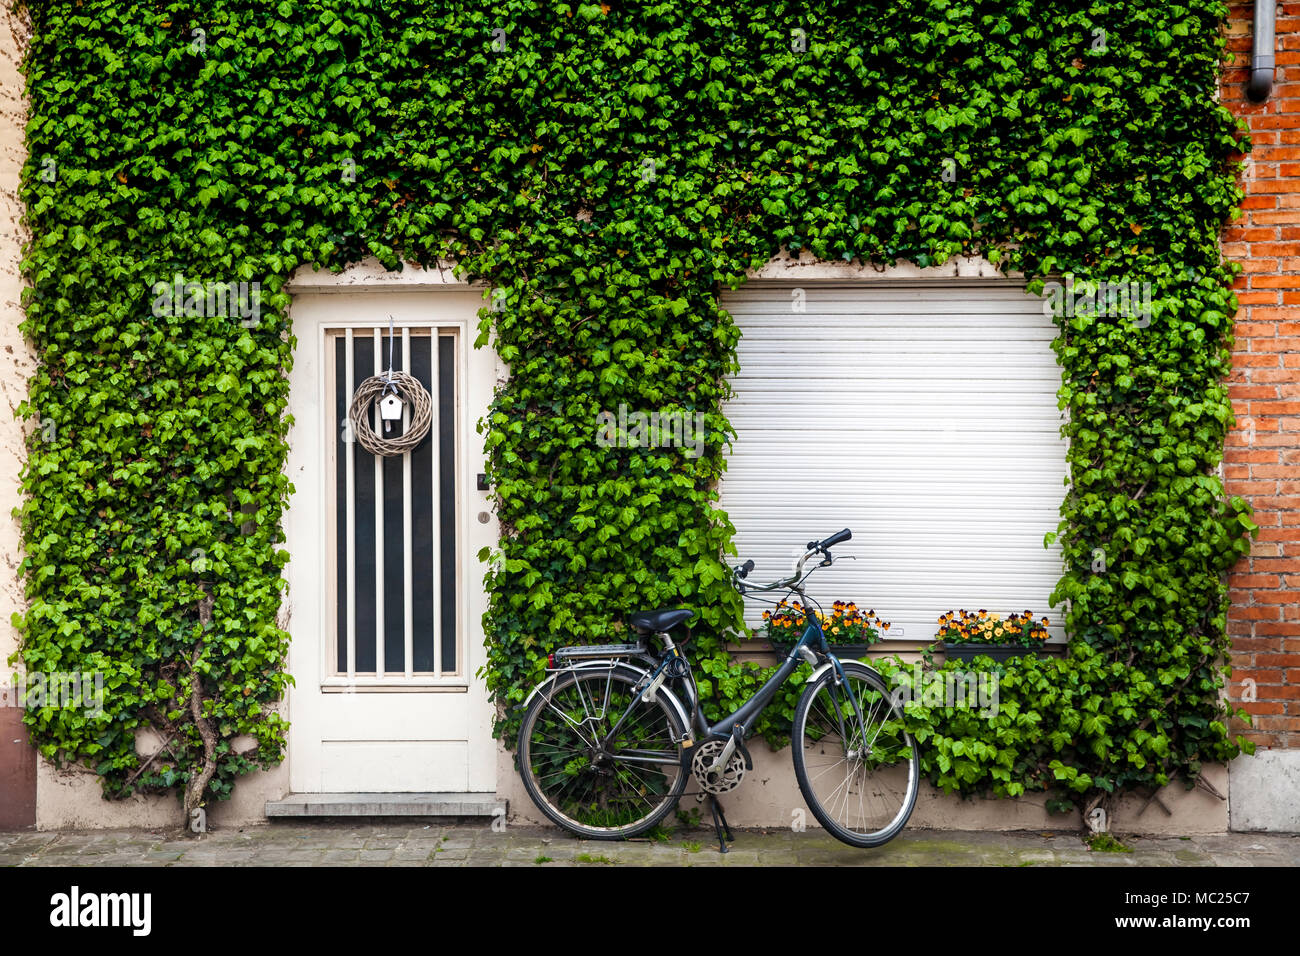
553 642 649 661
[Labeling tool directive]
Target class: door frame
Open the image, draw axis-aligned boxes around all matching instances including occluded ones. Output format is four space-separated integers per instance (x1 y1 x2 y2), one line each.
281 260 500 792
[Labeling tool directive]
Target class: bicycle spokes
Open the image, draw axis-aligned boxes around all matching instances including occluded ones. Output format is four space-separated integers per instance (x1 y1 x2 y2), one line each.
524 669 686 832
798 672 916 840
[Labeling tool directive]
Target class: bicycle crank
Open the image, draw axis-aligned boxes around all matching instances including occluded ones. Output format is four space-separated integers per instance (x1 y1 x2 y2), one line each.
691 739 747 794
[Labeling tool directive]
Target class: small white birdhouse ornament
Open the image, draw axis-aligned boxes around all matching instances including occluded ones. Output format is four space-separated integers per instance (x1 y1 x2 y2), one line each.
379 394 404 432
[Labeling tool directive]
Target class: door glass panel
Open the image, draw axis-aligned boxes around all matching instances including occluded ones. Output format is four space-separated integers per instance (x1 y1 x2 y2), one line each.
329 327 458 678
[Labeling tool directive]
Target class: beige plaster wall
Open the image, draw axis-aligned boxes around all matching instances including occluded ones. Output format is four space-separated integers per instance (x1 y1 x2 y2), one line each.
498 740 1227 836
35 759 288 830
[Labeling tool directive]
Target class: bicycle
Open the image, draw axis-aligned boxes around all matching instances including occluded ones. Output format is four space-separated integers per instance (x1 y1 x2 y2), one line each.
514 528 919 851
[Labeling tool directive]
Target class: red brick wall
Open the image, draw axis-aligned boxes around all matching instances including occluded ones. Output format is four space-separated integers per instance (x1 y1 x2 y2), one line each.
1222 2 1300 750
0 707 36 829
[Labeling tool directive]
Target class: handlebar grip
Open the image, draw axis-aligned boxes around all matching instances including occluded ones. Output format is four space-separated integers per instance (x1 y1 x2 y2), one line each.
737 559 755 579
814 528 852 549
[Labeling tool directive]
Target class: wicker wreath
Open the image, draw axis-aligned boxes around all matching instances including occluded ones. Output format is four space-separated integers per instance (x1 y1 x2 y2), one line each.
348 371 433 457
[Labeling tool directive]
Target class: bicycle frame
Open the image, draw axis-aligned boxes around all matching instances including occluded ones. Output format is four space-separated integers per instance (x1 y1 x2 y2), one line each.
587 596 869 762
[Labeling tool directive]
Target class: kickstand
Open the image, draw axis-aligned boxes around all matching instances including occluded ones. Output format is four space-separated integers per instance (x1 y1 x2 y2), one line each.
708 795 735 854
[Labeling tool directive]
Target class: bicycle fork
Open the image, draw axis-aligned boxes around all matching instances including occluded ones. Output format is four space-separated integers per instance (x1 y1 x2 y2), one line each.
827 658 870 763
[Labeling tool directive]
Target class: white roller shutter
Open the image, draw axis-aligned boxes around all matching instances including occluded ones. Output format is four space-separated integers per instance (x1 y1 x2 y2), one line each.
718 281 1068 644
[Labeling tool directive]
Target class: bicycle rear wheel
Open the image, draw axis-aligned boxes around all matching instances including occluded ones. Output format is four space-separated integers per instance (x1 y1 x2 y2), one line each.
792 661 918 847
516 663 689 840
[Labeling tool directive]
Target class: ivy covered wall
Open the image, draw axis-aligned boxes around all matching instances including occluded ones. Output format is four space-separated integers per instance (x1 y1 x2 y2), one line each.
16 0 1255 816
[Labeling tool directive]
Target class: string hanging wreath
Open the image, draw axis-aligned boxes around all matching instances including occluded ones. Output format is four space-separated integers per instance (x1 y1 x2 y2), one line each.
348 369 433 456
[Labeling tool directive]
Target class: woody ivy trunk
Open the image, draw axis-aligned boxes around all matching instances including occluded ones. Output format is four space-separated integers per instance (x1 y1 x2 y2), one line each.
15 0 1255 829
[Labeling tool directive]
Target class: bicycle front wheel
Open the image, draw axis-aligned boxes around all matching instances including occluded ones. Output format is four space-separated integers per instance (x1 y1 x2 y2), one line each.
793 661 918 848
516 663 689 840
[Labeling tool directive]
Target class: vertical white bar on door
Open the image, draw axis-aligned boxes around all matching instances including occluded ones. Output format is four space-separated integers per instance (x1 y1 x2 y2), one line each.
373 328 385 679
455 329 465 679
431 330 441 679
402 326 413 678
345 329 355 681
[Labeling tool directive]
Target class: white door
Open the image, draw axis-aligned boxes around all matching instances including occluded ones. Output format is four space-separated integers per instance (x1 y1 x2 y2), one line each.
284 282 497 793
719 279 1068 643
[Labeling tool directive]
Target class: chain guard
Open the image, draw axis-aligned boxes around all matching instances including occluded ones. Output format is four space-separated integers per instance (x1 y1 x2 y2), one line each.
691 739 747 794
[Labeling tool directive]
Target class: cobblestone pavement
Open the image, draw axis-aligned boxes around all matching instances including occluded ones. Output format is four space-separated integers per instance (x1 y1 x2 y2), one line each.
1 822 1297 866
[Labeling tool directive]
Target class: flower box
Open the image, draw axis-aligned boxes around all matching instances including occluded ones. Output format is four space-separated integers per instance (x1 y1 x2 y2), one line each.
935 609 1049 662
762 599 888 657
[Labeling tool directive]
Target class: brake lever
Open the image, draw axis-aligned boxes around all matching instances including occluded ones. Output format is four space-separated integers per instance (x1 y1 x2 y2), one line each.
819 549 856 568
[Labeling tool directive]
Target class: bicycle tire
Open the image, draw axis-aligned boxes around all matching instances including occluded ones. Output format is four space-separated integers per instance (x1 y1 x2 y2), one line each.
516 662 689 840
792 660 918 848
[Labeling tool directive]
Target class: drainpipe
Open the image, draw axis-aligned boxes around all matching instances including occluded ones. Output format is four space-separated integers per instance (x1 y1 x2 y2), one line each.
1247 0 1276 102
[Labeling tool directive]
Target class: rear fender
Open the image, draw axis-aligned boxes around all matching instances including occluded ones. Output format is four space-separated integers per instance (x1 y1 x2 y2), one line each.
523 659 692 737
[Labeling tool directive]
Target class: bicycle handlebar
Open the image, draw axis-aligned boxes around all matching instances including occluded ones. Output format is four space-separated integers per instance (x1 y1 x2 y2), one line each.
732 529 852 593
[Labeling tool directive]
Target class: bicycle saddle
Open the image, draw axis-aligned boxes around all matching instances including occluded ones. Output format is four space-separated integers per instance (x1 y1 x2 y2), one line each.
627 608 695 634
